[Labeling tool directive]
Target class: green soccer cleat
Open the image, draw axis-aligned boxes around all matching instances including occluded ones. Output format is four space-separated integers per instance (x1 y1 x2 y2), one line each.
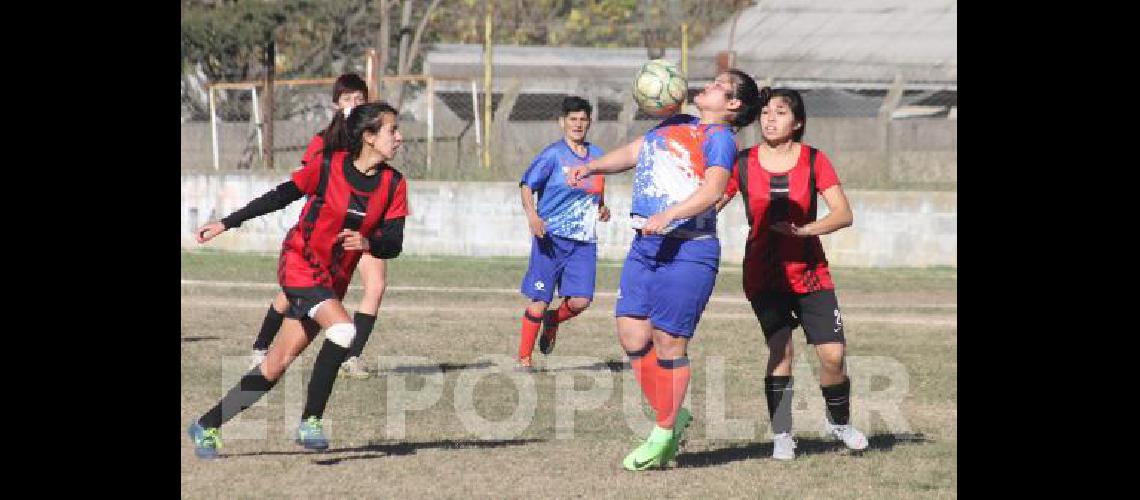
296 416 329 450
622 426 673 471
659 407 693 466
187 422 222 459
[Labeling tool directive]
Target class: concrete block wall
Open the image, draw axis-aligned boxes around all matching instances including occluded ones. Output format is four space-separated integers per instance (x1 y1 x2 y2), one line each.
182 175 955 267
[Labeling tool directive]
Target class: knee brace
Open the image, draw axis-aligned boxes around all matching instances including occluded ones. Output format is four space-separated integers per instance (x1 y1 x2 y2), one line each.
325 322 356 348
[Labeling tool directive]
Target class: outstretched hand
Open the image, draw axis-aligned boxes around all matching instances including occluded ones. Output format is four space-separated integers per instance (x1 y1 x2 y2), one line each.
567 165 593 188
195 221 226 243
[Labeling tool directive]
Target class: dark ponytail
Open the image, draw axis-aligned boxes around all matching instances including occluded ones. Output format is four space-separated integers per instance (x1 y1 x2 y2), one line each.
726 68 761 130
320 113 351 153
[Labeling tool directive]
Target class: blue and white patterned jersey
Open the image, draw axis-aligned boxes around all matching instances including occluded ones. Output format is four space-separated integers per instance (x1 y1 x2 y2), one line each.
520 140 606 242
630 114 736 237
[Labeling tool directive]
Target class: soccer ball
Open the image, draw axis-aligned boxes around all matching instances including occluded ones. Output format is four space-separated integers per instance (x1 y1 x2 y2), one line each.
632 59 687 117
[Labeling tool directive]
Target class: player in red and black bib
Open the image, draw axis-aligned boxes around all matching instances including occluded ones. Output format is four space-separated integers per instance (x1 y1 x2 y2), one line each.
247 73 389 380
719 88 868 460
187 102 407 459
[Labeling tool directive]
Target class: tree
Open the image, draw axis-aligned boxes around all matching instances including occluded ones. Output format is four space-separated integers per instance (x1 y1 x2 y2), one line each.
181 0 745 119
375 0 443 107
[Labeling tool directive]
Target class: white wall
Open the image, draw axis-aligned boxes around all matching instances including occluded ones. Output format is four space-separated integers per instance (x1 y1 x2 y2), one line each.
181 175 956 267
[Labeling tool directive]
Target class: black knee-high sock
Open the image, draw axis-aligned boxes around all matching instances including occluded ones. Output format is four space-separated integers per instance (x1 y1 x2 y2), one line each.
821 377 851 426
764 376 794 435
302 340 350 420
252 306 284 350
198 367 278 429
347 312 377 359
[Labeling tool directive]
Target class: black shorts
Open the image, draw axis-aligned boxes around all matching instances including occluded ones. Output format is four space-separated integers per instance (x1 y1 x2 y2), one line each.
282 286 337 320
748 289 845 345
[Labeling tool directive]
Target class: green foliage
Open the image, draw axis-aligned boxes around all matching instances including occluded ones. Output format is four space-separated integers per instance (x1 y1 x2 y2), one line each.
182 0 746 81
181 0 314 81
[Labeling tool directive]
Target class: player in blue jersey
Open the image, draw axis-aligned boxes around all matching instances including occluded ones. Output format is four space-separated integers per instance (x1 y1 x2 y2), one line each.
570 69 762 470
515 96 610 371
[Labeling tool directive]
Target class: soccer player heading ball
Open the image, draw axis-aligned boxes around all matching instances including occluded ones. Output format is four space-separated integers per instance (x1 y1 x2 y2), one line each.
515 96 610 371
187 102 409 459
568 69 760 470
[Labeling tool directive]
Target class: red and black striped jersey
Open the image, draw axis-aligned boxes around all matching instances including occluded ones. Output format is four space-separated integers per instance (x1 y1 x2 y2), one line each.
724 144 840 296
277 149 408 296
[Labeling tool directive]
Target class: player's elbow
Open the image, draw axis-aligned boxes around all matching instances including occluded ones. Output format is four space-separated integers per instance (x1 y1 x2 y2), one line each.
371 217 406 259
836 208 854 228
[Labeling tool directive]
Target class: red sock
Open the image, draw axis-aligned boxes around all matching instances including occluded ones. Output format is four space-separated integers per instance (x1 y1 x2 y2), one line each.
629 345 662 415
518 309 543 359
552 300 580 324
653 357 691 429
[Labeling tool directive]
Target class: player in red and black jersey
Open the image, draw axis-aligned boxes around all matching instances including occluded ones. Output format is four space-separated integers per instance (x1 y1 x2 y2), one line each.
718 88 868 460
186 102 407 459
248 73 391 380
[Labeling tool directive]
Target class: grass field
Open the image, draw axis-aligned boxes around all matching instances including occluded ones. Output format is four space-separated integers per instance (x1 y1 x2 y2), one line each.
181 250 956 498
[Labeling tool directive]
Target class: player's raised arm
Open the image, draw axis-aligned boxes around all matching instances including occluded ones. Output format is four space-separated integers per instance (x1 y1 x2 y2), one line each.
195 181 305 243
568 136 644 185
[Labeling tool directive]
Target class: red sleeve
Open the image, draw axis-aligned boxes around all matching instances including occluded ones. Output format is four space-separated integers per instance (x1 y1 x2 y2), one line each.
301 134 324 167
385 176 409 219
291 150 324 195
813 149 840 192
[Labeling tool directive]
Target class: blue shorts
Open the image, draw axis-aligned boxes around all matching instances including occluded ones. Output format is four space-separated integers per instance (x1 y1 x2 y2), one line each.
615 234 720 338
520 234 597 303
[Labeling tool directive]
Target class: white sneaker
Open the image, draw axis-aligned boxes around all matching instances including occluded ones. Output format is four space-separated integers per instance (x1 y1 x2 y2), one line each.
248 349 268 371
772 432 796 460
827 423 869 451
341 356 370 379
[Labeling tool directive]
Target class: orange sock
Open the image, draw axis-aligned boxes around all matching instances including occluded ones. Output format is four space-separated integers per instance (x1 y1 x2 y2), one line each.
653 357 691 429
552 300 580 324
518 309 543 359
628 344 662 415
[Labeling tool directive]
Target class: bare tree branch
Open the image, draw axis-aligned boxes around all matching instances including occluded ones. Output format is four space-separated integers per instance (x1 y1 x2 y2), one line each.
402 0 442 75
396 0 413 75
377 0 392 76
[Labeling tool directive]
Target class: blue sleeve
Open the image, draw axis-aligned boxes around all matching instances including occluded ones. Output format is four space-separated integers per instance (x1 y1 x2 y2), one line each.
520 149 554 190
588 144 605 157
703 129 737 171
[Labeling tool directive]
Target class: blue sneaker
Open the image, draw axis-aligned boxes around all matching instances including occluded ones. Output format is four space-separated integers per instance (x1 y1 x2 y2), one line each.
187 422 221 459
296 416 329 450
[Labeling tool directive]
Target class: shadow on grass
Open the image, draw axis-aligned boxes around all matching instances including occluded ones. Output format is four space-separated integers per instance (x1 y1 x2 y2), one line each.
219 438 545 464
675 432 931 468
382 361 495 374
181 336 221 343
541 360 627 373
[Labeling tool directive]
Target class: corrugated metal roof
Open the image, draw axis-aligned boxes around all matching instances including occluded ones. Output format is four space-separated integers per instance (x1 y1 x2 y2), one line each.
425 44 682 84
692 0 956 83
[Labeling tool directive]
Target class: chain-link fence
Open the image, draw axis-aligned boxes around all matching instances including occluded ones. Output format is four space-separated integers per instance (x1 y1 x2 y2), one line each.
182 69 955 190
